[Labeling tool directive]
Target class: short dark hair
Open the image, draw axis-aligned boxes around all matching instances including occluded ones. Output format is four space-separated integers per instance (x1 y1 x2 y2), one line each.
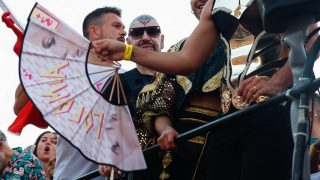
82 6 122 39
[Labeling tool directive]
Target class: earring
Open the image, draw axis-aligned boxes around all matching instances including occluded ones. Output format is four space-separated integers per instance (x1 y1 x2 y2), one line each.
191 10 194 14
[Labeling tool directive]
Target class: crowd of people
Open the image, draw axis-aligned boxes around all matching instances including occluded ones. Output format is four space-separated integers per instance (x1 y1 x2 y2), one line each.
1 0 320 179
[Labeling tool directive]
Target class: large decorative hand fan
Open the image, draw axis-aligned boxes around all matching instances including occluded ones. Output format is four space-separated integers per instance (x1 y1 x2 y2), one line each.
19 3 146 171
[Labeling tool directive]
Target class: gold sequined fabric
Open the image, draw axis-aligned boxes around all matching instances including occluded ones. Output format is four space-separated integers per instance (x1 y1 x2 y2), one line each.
168 38 187 53
136 127 154 149
136 72 164 109
202 67 224 92
134 75 178 148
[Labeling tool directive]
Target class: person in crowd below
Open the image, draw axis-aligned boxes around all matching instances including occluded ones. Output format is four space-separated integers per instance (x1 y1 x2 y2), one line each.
92 0 300 179
23 141 55 180
24 144 35 153
32 131 57 180
0 129 46 179
99 14 170 180
310 94 320 174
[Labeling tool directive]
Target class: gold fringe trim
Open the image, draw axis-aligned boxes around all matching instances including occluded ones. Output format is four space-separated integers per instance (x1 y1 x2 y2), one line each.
179 118 208 124
187 136 206 144
168 38 187 52
184 106 221 117
176 75 192 94
192 132 210 180
168 38 193 95
202 67 224 92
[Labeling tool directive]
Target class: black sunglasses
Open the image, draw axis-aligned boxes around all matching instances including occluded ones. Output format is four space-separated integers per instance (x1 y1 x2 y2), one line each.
129 26 161 38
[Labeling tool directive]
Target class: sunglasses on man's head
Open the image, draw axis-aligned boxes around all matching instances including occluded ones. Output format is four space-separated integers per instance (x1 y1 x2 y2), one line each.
129 26 161 38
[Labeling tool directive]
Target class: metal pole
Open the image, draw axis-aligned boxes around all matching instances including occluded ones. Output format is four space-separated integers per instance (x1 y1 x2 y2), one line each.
291 29 320 180
281 15 319 180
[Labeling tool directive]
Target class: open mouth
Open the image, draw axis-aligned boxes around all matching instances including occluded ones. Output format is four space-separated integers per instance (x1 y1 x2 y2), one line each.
44 146 50 152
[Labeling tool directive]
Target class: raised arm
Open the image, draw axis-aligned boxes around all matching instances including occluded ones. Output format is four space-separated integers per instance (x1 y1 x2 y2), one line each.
93 0 219 76
13 84 29 115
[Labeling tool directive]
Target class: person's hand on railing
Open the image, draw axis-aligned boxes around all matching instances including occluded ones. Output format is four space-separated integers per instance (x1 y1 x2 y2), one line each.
157 128 179 150
237 76 274 103
155 115 179 150
238 60 293 103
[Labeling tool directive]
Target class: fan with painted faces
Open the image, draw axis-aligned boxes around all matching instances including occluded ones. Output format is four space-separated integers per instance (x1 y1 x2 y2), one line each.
19 3 146 172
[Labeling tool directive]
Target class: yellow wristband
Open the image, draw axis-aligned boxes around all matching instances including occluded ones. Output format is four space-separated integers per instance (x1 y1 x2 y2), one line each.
123 44 133 61
311 145 320 153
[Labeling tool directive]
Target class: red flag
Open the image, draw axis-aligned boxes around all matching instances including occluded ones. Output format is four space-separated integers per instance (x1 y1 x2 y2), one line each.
1 12 23 55
2 11 48 134
8 101 48 135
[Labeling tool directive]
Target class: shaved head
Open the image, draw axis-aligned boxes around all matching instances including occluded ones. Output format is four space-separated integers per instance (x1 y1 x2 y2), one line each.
129 14 159 29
